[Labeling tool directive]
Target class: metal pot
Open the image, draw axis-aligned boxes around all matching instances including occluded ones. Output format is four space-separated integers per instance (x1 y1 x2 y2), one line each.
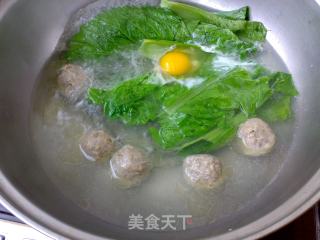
0 0 320 239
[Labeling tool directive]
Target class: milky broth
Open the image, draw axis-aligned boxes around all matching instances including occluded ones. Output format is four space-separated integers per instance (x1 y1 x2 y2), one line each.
31 0 295 229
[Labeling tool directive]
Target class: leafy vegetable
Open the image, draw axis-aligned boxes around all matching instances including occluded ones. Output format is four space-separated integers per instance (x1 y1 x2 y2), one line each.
237 21 268 42
161 0 267 42
191 23 258 59
270 72 299 96
66 2 266 61
258 96 293 122
150 67 272 151
66 6 191 61
178 113 248 154
160 0 247 31
69 2 298 155
258 72 298 122
88 74 161 125
89 64 297 154
155 82 190 107
215 7 249 21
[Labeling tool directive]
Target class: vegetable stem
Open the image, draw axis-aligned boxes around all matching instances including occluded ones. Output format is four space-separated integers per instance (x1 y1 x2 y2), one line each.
161 0 247 31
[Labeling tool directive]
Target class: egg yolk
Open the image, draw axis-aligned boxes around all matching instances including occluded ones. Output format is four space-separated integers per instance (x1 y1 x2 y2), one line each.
160 51 192 76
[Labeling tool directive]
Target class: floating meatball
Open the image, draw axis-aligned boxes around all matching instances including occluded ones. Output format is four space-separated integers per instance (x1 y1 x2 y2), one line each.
183 154 222 189
57 64 88 102
79 130 115 161
237 118 276 156
110 145 151 188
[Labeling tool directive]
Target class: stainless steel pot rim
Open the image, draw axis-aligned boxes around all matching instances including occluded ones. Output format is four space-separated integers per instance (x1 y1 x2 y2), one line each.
1 169 319 240
1 0 320 239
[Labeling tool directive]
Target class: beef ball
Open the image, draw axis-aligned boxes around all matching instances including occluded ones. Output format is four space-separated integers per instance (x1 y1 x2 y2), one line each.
237 118 276 156
57 64 88 102
79 130 115 161
183 154 222 189
110 145 151 188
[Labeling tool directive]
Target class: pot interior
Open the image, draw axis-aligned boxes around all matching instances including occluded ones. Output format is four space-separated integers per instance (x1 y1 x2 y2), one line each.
0 0 320 239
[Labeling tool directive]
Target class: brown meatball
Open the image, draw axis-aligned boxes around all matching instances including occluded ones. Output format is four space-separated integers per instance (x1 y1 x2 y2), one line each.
110 145 151 188
57 64 88 102
237 118 276 156
79 130 115 161
183 154 222 189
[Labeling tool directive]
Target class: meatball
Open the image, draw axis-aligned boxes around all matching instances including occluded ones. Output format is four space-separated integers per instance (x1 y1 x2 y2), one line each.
79 130 115 161
57 64 88 102
110 145 151 188
183 154 222 189
237 118 276 156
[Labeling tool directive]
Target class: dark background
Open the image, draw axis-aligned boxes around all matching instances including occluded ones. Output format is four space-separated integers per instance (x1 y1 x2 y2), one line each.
261 204 319 240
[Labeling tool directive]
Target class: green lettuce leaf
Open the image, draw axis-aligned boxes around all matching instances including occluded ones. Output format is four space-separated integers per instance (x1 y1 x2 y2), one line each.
215 7 249 21
66 3 266 62
79 3 297 155
88 74 161 125
258 96 293 122
161 0 267 42
237 21 267 42
179 113 248 154
66 6 191 61
191 23 258 59
88 67 297 153
160 0 247 31
258 72 298 122
270 72 299 96
152 67 272 150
